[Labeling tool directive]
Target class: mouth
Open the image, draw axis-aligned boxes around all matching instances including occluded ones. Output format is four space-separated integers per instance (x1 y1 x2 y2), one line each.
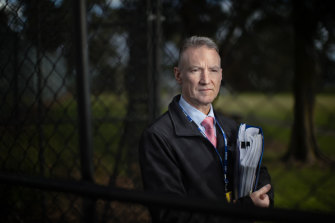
198 88 212 92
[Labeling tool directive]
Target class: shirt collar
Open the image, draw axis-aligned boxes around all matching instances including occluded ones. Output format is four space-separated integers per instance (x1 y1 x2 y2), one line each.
179 95 215 127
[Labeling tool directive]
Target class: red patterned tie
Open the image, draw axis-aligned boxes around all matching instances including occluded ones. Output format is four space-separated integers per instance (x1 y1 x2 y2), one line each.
201 117 217 147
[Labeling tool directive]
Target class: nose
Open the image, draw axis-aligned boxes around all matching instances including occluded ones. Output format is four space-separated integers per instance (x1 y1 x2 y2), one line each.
200 69 210 84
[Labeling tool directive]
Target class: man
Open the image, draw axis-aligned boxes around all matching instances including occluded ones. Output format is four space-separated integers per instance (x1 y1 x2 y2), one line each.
139 36 273 222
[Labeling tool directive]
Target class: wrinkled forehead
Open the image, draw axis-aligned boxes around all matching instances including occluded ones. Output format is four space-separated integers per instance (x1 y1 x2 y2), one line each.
179 46 221 68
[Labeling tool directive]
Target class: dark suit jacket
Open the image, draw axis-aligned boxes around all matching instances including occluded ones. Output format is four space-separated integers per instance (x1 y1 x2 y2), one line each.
139 95 274 223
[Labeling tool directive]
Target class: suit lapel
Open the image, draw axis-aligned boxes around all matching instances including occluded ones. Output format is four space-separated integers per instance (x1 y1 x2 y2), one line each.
169 95 203 137
215 124 225 157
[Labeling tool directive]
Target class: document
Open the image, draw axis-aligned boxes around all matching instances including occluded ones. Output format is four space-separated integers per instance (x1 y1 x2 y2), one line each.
236 123 264 198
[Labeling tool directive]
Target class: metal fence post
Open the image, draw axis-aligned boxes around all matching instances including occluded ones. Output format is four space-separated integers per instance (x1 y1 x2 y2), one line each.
73 0 96 222
147 0 162 121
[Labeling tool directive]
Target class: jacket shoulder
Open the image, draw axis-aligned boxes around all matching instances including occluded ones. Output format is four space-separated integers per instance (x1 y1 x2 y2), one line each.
142 111 173 137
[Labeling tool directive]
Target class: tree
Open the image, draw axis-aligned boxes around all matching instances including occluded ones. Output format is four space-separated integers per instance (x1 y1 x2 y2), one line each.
285 0 335 163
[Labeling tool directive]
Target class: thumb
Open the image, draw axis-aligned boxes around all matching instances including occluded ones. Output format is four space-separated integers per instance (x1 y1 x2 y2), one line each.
257 184 271 195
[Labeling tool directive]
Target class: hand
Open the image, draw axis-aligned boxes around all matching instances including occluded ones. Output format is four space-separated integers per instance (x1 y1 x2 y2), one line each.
250 184 271 208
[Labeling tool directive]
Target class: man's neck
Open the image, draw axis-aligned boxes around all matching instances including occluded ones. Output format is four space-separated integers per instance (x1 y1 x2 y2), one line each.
181 96 211 115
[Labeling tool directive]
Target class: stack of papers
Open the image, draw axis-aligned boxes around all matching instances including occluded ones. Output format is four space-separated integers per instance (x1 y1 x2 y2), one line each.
237 123 264 198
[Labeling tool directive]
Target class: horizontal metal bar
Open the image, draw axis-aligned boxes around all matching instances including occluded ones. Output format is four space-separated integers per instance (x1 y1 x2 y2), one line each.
0 172 334 222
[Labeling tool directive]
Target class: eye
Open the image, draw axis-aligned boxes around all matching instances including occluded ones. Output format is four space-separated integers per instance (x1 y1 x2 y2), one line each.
190 68 199 73
210 68 220 73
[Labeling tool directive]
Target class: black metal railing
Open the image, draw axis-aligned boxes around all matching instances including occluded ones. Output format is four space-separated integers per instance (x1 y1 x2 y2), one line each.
1 172 334 223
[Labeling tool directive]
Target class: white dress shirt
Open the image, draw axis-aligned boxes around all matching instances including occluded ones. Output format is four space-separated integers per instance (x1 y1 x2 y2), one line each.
179 95 217 136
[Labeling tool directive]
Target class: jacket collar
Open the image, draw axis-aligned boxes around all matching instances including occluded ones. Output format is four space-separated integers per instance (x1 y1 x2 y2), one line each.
168 95 203 137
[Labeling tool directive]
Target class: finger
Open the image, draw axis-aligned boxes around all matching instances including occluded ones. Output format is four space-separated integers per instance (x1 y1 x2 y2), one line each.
260 193 268 200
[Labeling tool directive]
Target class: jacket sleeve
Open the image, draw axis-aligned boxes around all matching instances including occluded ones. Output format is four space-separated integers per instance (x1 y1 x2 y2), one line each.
139 128 186 197
139 128 187 222
255 165 274 207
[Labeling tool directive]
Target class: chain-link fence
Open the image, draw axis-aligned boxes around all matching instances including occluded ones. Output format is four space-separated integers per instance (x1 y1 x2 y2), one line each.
1 0 335 222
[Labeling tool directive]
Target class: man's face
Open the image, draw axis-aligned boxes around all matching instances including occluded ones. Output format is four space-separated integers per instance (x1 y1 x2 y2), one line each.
174 46 222 114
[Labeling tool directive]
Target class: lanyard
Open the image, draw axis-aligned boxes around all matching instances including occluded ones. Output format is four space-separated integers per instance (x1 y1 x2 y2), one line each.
179 105 229 192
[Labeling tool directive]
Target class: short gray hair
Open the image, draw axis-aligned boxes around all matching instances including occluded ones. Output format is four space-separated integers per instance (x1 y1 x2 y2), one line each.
178 36 219 67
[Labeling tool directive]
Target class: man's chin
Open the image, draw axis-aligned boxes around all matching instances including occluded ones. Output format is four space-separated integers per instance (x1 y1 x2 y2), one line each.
199 94 215 101
197 97 215 106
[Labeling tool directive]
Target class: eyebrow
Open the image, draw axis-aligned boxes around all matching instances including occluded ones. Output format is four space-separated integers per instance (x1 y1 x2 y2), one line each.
209 66 221 69
188 65 221 69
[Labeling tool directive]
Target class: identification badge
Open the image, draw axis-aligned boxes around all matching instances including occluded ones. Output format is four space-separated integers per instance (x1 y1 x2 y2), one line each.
225 191 232 203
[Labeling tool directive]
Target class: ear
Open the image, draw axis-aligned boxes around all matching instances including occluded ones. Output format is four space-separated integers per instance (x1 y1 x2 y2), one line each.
174 67 182 85
220 68 223 81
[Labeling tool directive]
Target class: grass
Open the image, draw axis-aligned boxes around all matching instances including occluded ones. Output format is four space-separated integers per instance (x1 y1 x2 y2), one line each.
269 164 335 212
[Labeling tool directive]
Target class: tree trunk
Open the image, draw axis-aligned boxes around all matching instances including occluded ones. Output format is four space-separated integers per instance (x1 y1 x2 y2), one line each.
286 1 318 163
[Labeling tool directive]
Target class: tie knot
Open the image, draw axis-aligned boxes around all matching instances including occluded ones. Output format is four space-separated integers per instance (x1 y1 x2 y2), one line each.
201 116 214 129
